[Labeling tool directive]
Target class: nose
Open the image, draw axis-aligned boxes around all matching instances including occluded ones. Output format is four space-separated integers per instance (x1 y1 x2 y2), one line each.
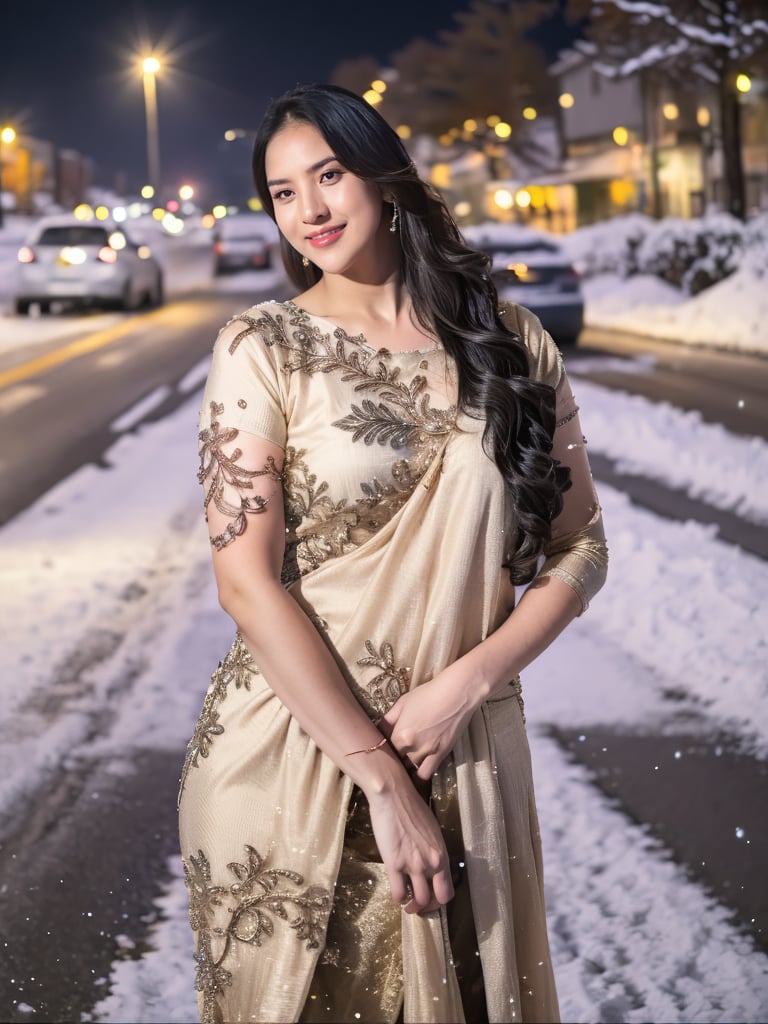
301 188 330 225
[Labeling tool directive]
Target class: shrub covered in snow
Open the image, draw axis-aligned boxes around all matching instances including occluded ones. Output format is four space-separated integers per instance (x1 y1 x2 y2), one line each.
558 213 652 279
561 212 766 295
637 214 744 294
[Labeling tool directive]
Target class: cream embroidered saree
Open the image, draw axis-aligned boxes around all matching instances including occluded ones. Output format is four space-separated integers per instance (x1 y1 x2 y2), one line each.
178 300 607 1024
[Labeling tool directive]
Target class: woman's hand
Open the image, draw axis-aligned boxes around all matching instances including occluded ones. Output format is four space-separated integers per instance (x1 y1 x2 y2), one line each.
379 664 480 782
365 776 454 915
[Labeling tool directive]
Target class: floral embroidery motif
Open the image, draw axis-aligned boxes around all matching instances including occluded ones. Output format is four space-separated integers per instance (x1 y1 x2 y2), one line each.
280 448 415 583
183 845 331 1024
198 401 284 551
232 304 456 446
212 306 455 579
356 640 411 717
178 634 258 807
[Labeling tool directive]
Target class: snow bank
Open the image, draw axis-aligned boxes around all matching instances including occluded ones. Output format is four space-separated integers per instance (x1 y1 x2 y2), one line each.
561 214 768 355
571 377 768 525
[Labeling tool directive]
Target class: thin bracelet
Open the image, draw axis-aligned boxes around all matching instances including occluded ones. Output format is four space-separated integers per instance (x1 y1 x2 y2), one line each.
346 736 388 756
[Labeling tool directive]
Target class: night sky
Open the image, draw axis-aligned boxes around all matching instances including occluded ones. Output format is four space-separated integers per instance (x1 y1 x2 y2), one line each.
1 0 575 203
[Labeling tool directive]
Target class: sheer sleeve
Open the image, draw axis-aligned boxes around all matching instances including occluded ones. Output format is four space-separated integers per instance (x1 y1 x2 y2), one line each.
501 302 609 614
197 311 288 551
539 367 609 614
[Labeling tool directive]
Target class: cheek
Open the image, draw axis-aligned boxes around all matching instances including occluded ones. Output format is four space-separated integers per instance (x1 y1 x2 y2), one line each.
273 207 294 240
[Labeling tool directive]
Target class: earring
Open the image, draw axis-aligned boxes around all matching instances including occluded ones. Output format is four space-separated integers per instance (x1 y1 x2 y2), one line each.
390 201 399 233
302 255 310 268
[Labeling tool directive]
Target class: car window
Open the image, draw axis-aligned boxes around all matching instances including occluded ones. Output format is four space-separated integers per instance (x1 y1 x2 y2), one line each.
37 226 111 246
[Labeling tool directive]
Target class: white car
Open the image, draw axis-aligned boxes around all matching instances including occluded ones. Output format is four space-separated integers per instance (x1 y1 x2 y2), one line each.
212 212 278 275
14 216 164 314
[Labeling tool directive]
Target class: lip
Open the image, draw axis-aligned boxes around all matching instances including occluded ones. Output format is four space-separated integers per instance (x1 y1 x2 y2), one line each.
306 225 345 248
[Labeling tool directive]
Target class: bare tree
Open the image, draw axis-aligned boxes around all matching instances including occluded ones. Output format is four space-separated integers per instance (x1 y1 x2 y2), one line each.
382 1 561 173
574 0 768 219
329 57 383 97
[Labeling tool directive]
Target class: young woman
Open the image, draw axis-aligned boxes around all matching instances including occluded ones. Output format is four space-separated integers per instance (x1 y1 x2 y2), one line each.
178 83 608 1024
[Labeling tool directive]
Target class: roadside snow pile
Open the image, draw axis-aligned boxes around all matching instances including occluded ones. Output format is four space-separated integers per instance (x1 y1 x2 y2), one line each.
561 213 768 355
571 377 768 525
580 261 768 354
562 212 755 294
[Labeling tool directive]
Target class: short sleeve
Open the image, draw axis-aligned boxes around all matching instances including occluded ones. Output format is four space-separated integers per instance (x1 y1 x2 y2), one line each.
499 302 564 391
199 308 287 448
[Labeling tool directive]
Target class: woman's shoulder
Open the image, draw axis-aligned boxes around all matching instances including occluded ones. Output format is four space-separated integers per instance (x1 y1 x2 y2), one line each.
499 301 564 389
214 299 297 354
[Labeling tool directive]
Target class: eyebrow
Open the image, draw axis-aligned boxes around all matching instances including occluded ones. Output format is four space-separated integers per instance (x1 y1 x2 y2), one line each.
267 155 339 188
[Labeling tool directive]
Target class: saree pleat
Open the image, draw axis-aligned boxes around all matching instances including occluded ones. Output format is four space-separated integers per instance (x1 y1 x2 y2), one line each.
179 300 564 1023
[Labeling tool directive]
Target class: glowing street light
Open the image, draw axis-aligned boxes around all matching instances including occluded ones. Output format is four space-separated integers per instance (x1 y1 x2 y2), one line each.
142 55 162 193
0 125 17 229
736 73 751 93
179 184 195 201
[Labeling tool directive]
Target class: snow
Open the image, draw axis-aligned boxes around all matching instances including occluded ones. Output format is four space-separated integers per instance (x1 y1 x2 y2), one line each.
1 210 767 1020
564 214 767 355
568 377 768 525
1 331 766 1019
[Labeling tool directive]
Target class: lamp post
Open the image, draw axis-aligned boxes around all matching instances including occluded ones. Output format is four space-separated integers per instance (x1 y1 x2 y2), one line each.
142 56 161 194
0 125 16 230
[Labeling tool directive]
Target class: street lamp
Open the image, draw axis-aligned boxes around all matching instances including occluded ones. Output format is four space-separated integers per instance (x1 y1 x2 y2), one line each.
142 56 161 194
0 126 16 230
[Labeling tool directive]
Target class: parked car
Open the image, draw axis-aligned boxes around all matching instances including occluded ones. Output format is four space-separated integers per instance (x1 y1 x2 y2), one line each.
212 213 276 274
466 225 584 347
14 216 164 314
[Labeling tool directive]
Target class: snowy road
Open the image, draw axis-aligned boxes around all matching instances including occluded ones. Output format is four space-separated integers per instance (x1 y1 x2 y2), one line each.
1 289 767 1022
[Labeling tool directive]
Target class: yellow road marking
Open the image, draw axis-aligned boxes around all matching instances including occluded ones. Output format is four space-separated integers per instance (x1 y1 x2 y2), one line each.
0 318 145 390
0 298 198 390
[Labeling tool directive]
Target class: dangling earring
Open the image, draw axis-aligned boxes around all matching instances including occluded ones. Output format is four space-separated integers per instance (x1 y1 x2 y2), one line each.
390 201 399 233
302 255 310 268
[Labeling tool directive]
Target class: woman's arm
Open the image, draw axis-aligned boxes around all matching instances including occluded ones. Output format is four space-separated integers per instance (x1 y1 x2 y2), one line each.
203 426 454 913
381 362 608 779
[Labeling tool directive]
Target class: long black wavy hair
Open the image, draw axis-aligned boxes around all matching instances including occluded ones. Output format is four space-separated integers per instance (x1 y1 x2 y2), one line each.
251 84 570 583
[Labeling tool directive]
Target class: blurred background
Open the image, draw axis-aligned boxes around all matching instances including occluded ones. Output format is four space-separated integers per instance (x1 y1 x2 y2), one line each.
1 1 766 1021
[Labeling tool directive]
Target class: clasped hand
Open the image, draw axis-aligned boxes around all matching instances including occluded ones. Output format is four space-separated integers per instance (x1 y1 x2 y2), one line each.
366 667 477 915
379 666 476 782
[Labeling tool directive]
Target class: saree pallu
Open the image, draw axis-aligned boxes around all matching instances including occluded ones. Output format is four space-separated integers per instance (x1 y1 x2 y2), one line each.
178 300 565 1023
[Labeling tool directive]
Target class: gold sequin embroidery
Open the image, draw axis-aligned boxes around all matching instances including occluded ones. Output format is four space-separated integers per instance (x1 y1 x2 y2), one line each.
198 401 284 551
178 634 258 807
229 304 456 447
183 845 331 1024
555 405 580 429
355 639 411 717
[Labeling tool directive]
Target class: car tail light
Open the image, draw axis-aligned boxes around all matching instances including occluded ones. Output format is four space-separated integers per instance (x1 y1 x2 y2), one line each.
97 246 118 264
18 246 35 264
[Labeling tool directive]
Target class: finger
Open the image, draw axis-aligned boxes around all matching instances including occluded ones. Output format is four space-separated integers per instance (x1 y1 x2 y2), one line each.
431 866 455 906
405 873 432 914
387 869 410 907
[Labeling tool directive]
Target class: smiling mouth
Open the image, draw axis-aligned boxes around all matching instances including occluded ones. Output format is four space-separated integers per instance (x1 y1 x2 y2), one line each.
307 225 345 248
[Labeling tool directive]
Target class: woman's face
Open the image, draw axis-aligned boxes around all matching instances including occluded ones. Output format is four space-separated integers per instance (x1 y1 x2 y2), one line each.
265 121 389 278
